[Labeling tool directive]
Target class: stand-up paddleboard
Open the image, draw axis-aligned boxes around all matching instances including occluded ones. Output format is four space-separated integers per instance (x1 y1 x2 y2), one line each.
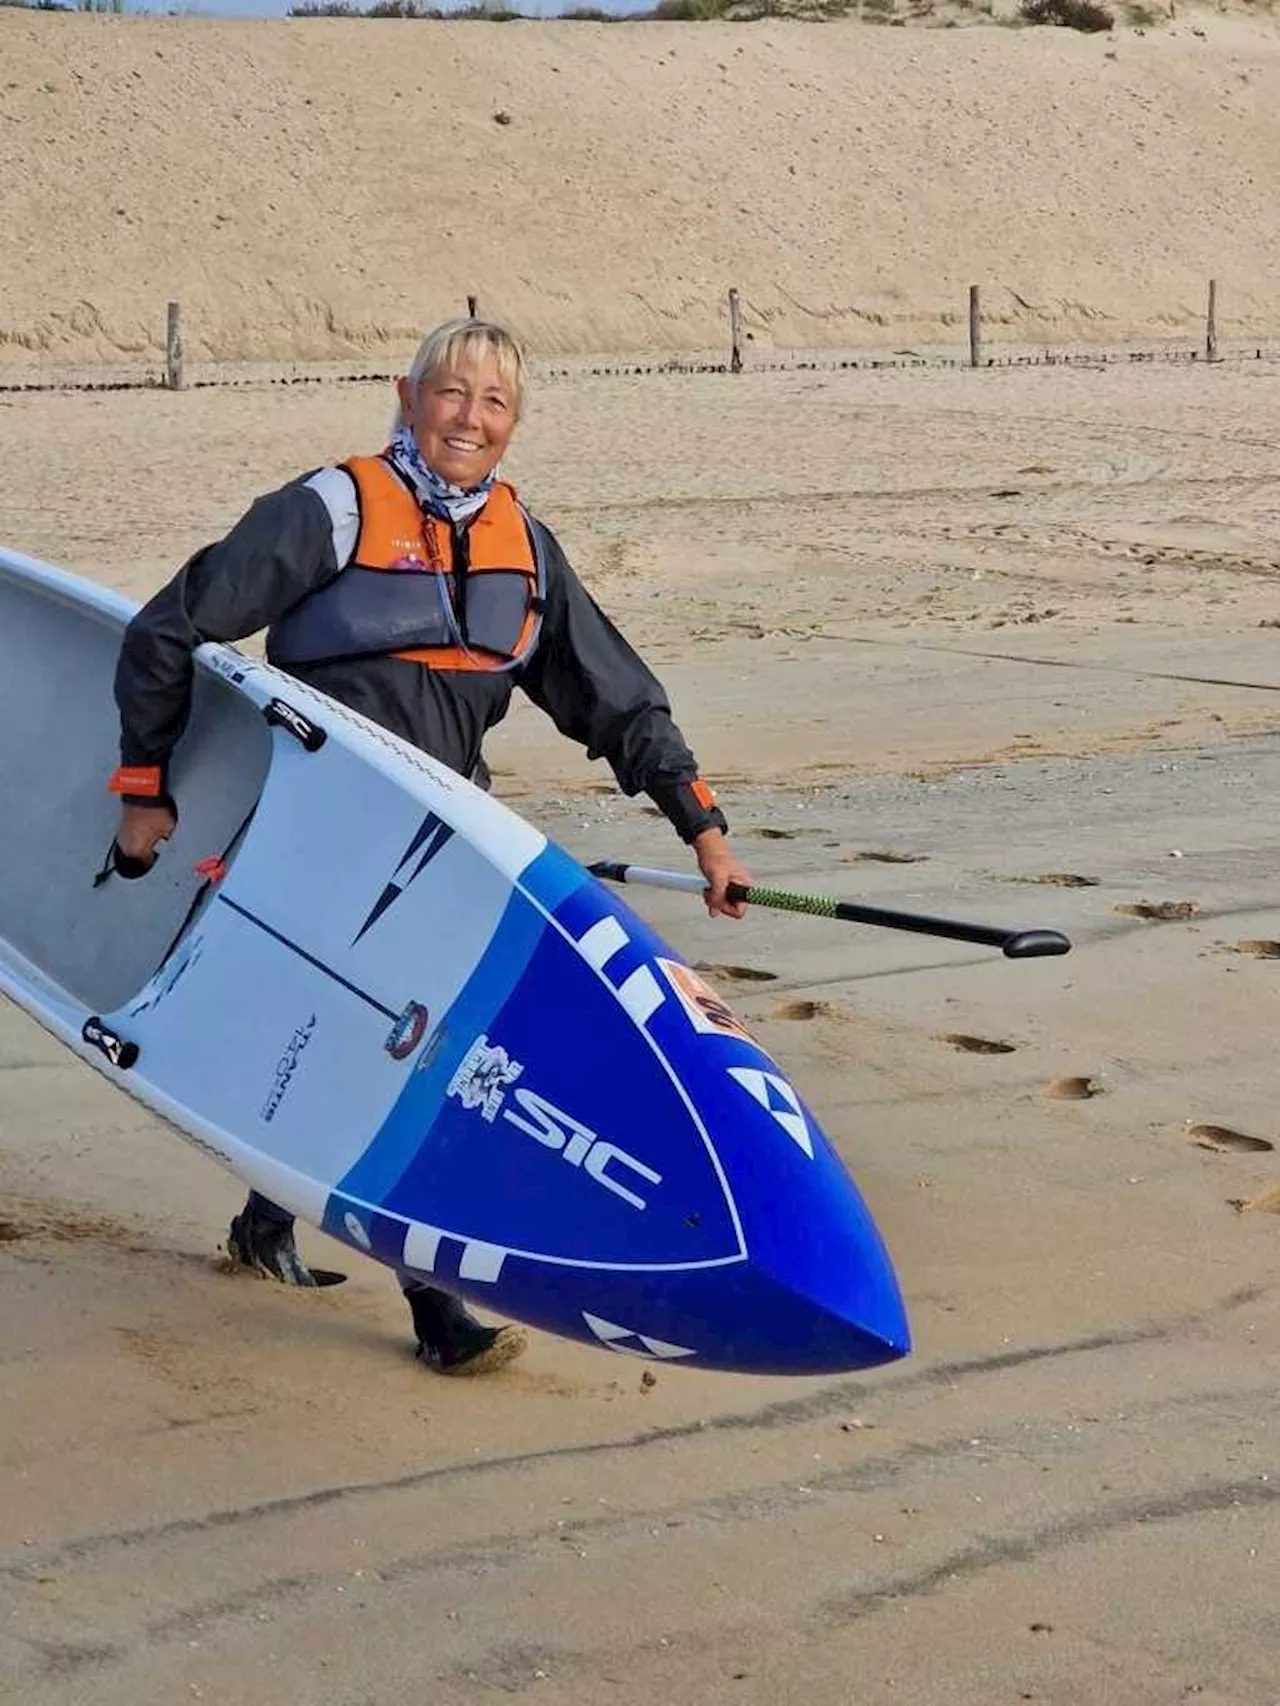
0 546 909 1376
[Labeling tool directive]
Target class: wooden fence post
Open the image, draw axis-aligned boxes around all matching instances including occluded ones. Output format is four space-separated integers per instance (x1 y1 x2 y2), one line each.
165 300 185 391
968 285 981 369
728 287 743 374
1206 279 1218 362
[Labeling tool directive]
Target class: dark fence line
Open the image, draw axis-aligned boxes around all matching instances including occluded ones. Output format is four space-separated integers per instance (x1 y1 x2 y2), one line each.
4 344 1277 398
0 371 397 395
2 282 1274 395
549 345 1277 380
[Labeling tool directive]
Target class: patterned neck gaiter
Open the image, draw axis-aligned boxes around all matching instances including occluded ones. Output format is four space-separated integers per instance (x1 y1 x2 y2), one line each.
384 424 497 527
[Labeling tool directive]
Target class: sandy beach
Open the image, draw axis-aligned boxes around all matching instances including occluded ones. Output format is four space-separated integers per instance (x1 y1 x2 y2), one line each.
3 11 1280 1703
3 348 1278 1704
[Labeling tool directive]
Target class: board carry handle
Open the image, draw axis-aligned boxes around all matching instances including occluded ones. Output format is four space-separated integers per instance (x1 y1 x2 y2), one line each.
264 697 327 752
82 1016 139 1071
588 861 1071 960
92 834 173 887
92 840 156 885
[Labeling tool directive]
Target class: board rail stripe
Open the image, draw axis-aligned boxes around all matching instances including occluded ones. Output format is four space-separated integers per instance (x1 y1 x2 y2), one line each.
616 964 664 1024
458 1241 508 1283
577 915 630 972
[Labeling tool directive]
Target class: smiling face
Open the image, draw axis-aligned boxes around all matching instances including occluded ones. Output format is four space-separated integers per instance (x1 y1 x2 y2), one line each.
396 351 519 489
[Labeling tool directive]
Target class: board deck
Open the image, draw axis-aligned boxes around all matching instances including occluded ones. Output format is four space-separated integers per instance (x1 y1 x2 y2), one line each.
0 546 910 1375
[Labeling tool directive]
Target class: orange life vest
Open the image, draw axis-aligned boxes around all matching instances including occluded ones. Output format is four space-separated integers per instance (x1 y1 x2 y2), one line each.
267 454 545 673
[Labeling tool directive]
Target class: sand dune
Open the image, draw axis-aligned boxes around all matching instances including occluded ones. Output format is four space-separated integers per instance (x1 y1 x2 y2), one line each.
3 9 1280 366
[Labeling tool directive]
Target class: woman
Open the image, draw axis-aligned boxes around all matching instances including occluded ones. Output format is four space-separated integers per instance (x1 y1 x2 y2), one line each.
110 317 751 1377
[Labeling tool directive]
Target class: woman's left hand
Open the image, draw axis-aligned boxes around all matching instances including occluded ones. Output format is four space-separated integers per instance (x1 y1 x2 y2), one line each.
692 828 752 919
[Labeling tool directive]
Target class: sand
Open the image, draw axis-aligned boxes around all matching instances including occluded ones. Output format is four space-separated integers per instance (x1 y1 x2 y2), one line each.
3 11 1280 365
2 350 1278 1703
3 13 1280 1703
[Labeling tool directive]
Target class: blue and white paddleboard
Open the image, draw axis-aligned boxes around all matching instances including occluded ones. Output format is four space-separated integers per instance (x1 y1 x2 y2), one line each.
0 546 909 1376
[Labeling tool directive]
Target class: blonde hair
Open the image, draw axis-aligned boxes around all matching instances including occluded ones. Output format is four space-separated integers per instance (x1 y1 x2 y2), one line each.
394 318 526 429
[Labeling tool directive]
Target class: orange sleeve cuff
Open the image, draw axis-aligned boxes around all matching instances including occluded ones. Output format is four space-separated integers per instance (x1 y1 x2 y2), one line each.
107 765 165 799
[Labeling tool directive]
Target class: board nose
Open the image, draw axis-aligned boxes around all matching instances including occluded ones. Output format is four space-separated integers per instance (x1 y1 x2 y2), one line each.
566 1238 910 1376
742 1228 910 1374
815 1247 912 1367
685 1061 911 1373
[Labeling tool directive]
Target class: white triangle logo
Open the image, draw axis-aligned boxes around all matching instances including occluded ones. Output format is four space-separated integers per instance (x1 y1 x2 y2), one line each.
727 1067 814 1158
582 1311 696 1360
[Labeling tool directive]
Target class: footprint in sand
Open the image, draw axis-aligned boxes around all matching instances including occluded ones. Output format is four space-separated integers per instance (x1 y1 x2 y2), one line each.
1189 1124 1275 1155
1230 1187 1280 1215
843 850 929 866
1009 873 1099 889
0 1205 138 1247
942 1033 1016 1055
774 999 836 1021
1047 1075 1097 1100
1227 940 1280 960
1114 901 1200 921
694 961 779 984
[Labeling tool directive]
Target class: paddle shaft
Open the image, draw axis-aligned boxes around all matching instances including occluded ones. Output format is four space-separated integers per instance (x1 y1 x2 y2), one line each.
588 862 1070 960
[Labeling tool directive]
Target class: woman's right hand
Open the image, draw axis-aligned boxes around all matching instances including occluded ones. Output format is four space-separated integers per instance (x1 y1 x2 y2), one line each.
116 802 177 868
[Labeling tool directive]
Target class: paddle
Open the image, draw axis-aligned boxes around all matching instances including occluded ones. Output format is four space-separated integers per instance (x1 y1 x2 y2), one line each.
587 861 1071 960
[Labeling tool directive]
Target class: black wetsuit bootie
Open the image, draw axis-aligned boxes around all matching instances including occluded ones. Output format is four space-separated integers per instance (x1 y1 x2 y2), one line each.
227 1191 317 1288
403 1281 527 1376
